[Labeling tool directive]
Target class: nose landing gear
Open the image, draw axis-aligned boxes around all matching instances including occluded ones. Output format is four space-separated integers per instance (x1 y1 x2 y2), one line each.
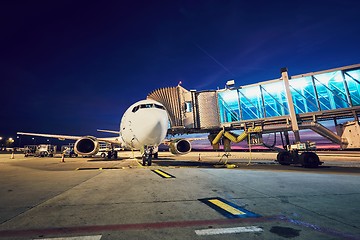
142 147 153 166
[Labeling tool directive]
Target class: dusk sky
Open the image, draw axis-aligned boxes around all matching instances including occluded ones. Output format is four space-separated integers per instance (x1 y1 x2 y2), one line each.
1 0 360 145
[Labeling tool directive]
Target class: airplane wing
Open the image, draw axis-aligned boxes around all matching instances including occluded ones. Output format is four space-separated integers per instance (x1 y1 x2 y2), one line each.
97 129 120 134
17 132 81 141
97 137 121 145
17 132 122 145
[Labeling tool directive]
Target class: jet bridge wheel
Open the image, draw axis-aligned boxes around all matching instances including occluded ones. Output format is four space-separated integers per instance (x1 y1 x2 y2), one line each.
277 151 292 165
300 152 320 168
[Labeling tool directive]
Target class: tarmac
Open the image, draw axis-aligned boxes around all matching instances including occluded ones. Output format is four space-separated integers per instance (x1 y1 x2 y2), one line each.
0 151 359 240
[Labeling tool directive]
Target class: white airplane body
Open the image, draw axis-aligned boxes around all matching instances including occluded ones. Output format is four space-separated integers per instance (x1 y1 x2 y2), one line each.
18 99 192 165
120 100 168 149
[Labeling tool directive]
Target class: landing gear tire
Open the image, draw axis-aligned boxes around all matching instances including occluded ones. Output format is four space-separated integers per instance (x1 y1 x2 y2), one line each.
142 155 152 166
142 156 146 166
300 152 320 168
277 151 292 165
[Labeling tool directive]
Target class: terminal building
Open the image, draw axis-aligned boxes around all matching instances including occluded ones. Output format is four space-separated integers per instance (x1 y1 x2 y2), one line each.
148 63 360 160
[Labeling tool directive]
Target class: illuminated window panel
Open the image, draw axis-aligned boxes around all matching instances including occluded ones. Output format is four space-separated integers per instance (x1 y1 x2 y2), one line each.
218 90 240 123
238 86 263 120
344 69 360 106
313 71 350 110
289 76 319 113
260 81 289 117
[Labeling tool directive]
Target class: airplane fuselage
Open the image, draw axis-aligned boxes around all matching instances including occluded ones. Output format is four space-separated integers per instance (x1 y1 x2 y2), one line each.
120 100 169 150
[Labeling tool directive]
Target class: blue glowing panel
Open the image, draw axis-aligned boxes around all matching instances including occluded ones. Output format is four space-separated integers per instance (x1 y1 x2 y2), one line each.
344 69 360 106
218 90 240 123
261 81 289 117
313 71 350 110
289 76 319 113
238 86 263 120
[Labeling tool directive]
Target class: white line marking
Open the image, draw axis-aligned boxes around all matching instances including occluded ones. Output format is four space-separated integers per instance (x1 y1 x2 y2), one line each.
33 235 102 240
195 226 263 236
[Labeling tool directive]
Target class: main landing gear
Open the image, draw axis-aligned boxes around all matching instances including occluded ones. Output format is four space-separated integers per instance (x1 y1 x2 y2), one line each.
277 150 322 168
107 149 118 159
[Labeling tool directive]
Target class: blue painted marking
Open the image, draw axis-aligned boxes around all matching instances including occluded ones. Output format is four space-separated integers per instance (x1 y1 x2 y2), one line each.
199 197 261 219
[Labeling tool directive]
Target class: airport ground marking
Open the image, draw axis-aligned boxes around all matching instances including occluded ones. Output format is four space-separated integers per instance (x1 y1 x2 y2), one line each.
199 197 261 218
33 235 102 240
152 169 175 178
0 216 356 239
0 217 278 238
76 167 119 171
195 226 263 236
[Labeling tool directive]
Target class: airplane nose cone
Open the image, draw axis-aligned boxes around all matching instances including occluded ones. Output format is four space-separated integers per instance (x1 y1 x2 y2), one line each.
135 112 168 145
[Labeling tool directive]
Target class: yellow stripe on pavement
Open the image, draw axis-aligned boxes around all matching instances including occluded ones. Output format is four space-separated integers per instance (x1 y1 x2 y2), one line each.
153 169 173 178
208 199 246 215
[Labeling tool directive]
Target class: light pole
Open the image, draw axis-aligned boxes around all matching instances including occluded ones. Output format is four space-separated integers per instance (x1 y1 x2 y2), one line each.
17 136 21 149
0 137 2 151
8 138 14 148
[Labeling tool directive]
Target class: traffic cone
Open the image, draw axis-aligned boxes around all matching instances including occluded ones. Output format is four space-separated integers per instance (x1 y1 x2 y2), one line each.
10 152 14 159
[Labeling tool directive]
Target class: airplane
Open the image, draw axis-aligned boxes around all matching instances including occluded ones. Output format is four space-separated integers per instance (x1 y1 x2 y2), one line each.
17 99 193 166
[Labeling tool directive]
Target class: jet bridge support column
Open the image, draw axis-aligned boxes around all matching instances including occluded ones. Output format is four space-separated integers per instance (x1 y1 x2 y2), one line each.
281 68 301 143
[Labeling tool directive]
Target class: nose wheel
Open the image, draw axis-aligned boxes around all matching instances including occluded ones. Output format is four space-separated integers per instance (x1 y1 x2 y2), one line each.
142 147 153 166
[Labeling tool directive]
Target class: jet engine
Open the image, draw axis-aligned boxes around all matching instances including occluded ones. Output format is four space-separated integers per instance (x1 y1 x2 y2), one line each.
74 136 100 156
169 139 191 155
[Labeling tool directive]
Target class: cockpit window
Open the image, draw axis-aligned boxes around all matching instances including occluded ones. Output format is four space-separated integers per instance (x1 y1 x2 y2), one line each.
132 103 166 113
154 104 166 110
132 106 139 112
140 104 153 108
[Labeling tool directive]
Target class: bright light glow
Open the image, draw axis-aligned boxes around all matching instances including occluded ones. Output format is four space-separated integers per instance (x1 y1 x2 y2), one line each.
334 72 344 82
315 71 342 84
0 137 2 140
219 90 238 102
261 81 284 94
240 86 261 98
290 77 310 89
345 70 360 81
8 138 14 143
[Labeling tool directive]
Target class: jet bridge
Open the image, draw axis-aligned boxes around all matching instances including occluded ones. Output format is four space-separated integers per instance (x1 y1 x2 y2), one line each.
147 64 360 167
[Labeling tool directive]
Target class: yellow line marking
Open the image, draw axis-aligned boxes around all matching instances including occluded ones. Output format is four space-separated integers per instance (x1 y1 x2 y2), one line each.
135 159 144 167
154 169 172 178
208 199 246 215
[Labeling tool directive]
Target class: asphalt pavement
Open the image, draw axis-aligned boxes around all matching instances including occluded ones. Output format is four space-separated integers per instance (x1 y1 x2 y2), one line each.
0 151 359 240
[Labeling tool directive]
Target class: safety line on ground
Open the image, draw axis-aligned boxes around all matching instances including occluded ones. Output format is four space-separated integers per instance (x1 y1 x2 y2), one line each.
199 197 261 218
152 169 175 178
33 235 102 240
0 216 356 239
0 217 278 238
76 167 119 170
195 226 263 236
